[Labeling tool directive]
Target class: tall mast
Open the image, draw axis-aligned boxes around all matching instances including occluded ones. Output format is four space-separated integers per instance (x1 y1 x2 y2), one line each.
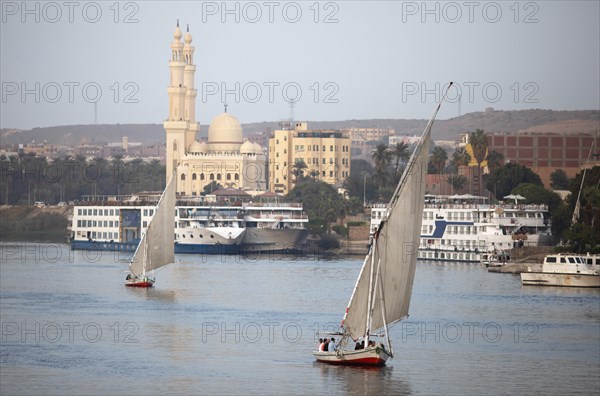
364 240 377 345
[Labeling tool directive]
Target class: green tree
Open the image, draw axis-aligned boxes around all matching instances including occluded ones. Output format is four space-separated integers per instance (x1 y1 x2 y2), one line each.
447 174 467 193
429 146 448 174
202 181 222 195
486 150 505 174
550 169 569 190
567 166 600 216
450 147 470 171
350 159 373 177
486 163 543 200
371 143 391 193
292 158 308 183
564 222 597 254
343 173 377 204
343 159 377 206
286 178 347 236
388 142 410 174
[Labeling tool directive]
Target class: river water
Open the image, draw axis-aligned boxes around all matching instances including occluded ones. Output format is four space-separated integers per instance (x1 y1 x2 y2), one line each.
1 243 598 395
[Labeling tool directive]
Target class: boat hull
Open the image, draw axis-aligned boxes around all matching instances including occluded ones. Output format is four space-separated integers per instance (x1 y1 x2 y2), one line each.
175 227 244 254
242 228 309 253
313 346 391 366
124 277 154 288
521 272 600 287
174 243 241 254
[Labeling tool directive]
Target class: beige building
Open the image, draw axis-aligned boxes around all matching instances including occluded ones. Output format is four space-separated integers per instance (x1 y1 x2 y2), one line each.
349 128 394 143
268 122 351 194
164 23 266 195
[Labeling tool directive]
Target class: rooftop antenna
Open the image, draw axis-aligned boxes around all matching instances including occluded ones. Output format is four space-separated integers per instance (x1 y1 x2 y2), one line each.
224 102 228 113
177 19 179 27
289 98 295 123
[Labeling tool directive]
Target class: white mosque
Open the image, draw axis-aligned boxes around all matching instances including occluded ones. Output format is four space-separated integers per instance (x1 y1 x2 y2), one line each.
164 22 266 195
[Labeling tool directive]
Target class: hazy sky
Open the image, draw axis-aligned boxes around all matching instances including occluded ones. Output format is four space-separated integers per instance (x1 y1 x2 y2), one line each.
1 1 599 130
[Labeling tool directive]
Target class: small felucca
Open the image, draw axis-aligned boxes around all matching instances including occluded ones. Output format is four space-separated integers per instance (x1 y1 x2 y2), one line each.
314 84 452 365
125 173 176 287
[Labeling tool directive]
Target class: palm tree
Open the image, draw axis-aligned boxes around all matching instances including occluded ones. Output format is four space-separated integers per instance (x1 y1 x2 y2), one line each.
371 144 391 191
450 147 471 171
447 174 468 194
292 158 307 183
469 129 488 167
486 150 505 174
388 142 410 174
429 146 448 174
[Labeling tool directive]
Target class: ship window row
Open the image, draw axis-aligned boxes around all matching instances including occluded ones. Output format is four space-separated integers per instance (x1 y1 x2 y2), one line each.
78 231 118 240
423 211 475 221
142 209 155 216
420 251 479 261
445 225 477 235
422 240 510 250
503 212 540 218
423 239 483 249
78 208 120 216
77 220 120 228
447 212 472 221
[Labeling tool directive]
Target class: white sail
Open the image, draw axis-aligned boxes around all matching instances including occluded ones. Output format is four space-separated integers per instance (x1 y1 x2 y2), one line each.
129 173 176 276
343 102 442 341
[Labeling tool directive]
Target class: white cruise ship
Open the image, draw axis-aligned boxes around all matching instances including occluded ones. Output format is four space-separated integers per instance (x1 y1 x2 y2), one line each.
176 205 246 254
242 203 309 252
370 194 552 262
70 194 309 254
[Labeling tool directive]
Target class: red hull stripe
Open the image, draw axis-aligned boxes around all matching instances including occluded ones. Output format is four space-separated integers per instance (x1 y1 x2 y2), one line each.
125 282 154 288
316 357 386 366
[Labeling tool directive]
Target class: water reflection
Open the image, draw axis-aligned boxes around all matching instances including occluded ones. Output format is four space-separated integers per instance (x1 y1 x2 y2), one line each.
124 287 178 303
315 363 412 395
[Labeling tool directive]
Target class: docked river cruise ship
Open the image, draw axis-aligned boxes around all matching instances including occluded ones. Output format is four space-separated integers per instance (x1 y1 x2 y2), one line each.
70 194 309 254
371 194 552 262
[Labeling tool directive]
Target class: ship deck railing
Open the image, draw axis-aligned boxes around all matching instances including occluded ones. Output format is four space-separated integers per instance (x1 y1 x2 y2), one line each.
423 203 548 211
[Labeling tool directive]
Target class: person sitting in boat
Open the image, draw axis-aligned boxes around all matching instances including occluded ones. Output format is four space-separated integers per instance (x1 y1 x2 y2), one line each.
318 338 324 352
355 341 361 350
328 337 337 352
323 338 329 351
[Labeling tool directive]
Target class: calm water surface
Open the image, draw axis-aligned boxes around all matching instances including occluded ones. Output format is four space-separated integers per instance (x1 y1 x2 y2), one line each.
1 243 599 395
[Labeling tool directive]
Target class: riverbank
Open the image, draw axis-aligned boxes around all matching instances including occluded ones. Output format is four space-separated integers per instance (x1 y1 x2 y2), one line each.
0 205 70 242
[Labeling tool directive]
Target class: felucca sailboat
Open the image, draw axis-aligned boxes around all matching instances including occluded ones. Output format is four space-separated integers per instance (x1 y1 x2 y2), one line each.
125 173 176 287
314 84 452 365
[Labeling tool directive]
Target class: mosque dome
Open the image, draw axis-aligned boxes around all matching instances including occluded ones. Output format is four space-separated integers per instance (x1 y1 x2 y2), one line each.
208 113 243 147
189 140 208 154
184 30 192 44
173 24 182 40
252 142 263 155
240 140 254 154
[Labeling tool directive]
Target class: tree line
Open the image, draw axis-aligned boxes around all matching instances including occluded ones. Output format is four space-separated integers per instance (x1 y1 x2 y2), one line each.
0 153 165 205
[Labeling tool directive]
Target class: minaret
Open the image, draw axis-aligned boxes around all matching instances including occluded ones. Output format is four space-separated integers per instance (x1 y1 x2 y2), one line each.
182 24 198 150
164 21 187 185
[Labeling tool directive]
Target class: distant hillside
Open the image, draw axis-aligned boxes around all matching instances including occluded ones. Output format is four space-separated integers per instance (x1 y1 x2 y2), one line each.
2 109 598 146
